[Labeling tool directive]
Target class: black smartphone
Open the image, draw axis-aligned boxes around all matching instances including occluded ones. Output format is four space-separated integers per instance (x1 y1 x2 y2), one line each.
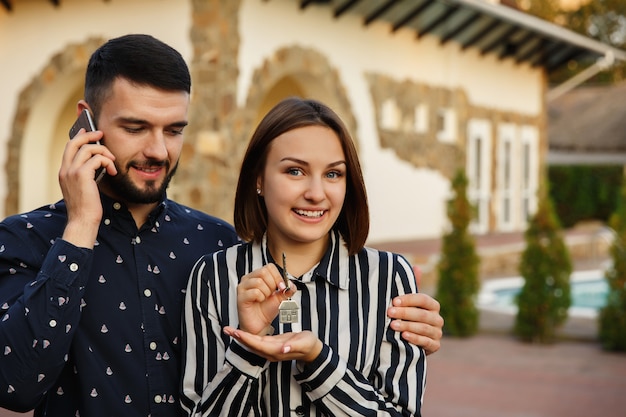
69 109 106 182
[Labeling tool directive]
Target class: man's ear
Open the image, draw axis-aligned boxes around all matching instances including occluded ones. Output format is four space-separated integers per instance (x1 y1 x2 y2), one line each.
77 100 91 117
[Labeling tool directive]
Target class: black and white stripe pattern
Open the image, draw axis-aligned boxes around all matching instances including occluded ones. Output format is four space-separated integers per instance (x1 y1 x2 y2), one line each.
181 230 426 416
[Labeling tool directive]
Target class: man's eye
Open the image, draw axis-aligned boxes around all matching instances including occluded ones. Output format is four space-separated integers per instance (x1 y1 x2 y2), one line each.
124 126 143 134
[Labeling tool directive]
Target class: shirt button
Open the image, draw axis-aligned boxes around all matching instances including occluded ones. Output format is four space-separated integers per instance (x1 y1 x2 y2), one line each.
49 319 57 328
149 342 157 350
295 406 305 416
154 395 162 404
144 289 152 297
135 236 141 244
104 218 111 225
113 202 122 210
69 263 79 272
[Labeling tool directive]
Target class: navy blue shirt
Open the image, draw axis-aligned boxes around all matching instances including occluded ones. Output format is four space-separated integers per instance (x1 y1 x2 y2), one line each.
0 194 239 416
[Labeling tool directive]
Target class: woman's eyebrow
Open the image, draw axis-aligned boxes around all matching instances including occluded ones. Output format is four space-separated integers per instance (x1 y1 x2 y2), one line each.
280 157 346 168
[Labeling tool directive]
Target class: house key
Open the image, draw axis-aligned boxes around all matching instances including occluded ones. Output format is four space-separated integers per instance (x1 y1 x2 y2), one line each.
278 253 299 324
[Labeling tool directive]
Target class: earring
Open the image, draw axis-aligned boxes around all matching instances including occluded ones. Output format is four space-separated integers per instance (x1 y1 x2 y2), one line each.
256 188 261 195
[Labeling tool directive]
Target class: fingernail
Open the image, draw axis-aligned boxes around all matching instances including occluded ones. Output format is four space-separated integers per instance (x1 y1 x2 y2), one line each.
283 345 291 354
278 282 286 291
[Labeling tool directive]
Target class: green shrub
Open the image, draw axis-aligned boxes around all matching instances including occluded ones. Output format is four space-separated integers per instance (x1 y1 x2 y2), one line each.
435 169 480 337
514 195 572 343
599 182 626 351
548 165 621 228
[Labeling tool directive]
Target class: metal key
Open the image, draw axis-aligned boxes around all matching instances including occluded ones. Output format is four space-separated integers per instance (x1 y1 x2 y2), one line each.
278 253 299 324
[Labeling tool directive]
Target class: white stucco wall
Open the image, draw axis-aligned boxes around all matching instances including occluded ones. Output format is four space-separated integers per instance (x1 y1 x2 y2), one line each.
0 0 192 215
238 0 544 243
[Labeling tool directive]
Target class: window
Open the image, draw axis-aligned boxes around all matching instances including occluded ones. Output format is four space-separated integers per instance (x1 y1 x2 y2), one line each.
437 108 457 143
380 98 401 130
414 103 429 133
497 124 516 231
466 119 492 234
520 126 538 225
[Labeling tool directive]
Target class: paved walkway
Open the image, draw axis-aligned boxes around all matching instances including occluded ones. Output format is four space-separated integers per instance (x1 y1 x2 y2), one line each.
422 333 626 417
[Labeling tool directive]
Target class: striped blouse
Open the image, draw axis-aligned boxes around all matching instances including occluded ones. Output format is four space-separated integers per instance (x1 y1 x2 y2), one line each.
181 229 426 416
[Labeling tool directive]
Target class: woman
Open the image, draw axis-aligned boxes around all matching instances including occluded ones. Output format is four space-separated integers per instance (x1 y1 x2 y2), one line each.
181 97 426 416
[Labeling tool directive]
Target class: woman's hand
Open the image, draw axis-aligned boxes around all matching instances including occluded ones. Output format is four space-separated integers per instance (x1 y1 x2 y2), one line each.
224 327 323 363
236 264 294 335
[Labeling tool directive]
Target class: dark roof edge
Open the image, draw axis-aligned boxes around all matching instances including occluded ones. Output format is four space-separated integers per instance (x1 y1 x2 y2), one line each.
453 0 626 61
547 151 626 166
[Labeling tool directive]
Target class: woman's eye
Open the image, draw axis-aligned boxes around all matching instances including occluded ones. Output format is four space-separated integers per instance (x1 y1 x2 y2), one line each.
287 168 302 176
326 171 343 179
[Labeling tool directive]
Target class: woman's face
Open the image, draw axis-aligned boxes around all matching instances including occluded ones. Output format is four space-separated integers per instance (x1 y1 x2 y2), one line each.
259 125 346 255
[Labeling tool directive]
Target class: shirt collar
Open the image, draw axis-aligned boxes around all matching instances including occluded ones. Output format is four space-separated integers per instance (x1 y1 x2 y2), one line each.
259 229 350 290
100 192 168 232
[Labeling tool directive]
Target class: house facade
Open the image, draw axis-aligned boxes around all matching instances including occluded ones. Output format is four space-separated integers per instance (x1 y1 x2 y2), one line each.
1 0 622 243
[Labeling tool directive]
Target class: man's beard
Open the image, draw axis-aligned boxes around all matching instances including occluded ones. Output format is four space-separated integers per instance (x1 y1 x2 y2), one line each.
102 160 178 204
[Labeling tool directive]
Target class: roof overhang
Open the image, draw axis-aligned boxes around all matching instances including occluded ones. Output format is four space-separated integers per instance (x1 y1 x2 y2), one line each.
290 0 626 72
547 151 626 166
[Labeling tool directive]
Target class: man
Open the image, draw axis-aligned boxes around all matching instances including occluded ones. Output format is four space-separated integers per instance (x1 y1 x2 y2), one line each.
0 34 442 417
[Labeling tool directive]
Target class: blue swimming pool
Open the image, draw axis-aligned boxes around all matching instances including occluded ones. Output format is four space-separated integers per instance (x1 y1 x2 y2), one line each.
477 270 608 318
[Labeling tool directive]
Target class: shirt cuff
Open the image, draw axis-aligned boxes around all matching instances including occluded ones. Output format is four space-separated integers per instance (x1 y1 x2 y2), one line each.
224 339 269 378
40 239 93 288
294 343 346 401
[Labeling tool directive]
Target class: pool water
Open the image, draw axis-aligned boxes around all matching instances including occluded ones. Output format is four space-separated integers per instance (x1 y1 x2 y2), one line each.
478 270 609 318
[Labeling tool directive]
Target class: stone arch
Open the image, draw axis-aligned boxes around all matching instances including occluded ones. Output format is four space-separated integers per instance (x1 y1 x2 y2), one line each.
4 37 105 215
190 45 360 224
243 45 357 147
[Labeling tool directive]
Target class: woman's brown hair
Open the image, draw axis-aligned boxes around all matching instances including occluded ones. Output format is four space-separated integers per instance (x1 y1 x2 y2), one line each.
233 97 369 255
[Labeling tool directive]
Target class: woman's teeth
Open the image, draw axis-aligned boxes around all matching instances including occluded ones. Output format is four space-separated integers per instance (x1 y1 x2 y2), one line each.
294 209 324 218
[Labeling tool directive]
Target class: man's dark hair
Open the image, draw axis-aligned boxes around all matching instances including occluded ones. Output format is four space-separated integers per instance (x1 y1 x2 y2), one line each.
85 34 191 117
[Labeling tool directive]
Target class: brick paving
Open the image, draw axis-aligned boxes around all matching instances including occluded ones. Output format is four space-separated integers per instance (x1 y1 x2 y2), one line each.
422 333 626 417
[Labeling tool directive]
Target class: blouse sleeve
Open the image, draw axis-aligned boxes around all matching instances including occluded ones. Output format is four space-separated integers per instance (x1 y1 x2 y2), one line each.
180 250 269 417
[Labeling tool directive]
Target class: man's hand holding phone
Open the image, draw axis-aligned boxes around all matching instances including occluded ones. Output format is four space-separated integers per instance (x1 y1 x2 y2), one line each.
68 109 107 182
60 108 116 249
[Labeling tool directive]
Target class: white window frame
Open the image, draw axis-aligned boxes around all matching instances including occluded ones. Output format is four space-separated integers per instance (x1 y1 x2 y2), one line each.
437 108 457 143
520 125 539 226
466 119 492 234
497 124 517 232
380 98 401 130
414 103 429 134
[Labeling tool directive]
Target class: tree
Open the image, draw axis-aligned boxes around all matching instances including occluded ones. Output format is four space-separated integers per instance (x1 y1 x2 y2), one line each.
435 169 480 337
520 0 626 85
599 181 626 351
514 193 572 343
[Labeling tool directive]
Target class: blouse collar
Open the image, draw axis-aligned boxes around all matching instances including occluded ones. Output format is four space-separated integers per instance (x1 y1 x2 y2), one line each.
259 229 350 290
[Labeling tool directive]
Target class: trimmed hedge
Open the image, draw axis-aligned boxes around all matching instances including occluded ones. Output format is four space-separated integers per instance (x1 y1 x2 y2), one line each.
435 169 480 337
548 165 622 228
